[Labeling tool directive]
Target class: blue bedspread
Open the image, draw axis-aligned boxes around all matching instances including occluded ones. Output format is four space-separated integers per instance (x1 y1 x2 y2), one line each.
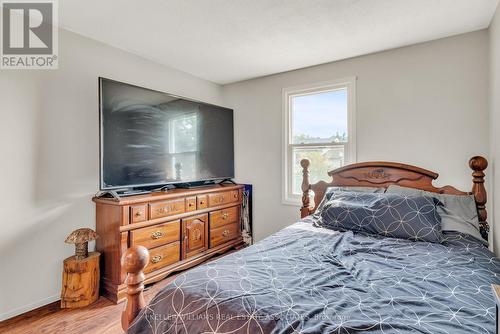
129 220 500 333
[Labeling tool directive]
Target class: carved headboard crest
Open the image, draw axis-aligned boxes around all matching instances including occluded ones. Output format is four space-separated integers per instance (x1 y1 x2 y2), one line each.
364 169 391 180
300 157 489 240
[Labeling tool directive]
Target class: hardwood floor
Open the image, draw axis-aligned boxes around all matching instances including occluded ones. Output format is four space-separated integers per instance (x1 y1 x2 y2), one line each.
0 275 175 334
0 251 236 334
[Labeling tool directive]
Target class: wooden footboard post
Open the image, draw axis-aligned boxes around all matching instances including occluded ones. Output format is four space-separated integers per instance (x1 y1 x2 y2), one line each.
469 156 489 240
121 245 149 332
300 159 311 218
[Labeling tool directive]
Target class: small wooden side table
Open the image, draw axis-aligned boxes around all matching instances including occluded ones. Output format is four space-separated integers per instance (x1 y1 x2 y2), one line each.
492 284 500 333
61 252 100 308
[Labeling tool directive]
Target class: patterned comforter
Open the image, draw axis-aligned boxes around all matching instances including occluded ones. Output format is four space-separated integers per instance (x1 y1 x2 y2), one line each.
129 220 500 334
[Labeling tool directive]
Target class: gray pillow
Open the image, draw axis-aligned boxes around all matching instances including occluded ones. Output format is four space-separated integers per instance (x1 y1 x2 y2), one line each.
314 186 385 216
318 192 443 243
386 185 484 244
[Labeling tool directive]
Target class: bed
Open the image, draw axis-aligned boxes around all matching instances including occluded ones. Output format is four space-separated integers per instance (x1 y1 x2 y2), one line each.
121 156 500 334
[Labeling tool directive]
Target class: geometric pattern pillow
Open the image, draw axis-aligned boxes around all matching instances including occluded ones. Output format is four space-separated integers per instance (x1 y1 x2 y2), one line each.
318 191 443 243
313 186 385 219
386 185 484 244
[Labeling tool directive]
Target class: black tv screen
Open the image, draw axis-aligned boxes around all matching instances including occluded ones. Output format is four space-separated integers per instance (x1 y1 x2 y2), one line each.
99 78 234 190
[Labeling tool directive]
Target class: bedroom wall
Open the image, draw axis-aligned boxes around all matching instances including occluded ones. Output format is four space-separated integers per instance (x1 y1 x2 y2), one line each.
490 5 500 254
222 30 490 243
0 29 222 320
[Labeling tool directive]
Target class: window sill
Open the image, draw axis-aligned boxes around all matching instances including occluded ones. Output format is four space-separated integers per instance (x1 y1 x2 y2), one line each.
282 198 302 207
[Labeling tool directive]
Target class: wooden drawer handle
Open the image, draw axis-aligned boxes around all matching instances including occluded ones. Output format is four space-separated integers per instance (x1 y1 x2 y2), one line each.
151 255 163 264
151 231 163 239
135 211 143 217
199 200 204 205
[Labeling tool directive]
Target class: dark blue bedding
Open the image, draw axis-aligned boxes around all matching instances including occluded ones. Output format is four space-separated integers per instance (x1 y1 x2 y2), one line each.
129 220 500 334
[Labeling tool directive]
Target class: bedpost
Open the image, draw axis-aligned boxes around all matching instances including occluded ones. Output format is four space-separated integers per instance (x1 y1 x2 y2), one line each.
469 156 489 240
121 245 149 332
300 159 311 218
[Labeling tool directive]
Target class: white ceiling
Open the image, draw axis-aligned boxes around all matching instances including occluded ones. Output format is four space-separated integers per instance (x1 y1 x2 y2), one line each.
60 0 499 84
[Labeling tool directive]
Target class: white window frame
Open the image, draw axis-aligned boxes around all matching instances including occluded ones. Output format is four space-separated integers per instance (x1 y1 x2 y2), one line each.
282 77 357 206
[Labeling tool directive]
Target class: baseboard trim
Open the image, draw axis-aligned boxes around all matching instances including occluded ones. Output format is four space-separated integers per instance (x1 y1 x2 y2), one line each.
0 294 60 322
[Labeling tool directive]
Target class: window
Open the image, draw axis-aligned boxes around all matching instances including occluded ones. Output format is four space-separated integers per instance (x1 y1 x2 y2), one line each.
282 78 356 205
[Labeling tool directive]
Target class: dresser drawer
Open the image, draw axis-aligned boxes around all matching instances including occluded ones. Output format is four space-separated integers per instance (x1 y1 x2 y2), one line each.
144 242 180 274
208 191 238 207
149 198 185 220
197 195 208 209
130 205 147 223
186 197 197 212
231 190 239 202
210 222 240 248
210 206 239 229
130 220 180 249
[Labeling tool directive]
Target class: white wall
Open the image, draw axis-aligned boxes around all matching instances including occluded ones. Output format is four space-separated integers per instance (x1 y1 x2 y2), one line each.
0 29 222 320
490 5 500 254
222 31 490 242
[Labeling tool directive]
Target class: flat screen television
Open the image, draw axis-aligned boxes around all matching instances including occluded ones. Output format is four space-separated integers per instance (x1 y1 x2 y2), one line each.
99 78 234 190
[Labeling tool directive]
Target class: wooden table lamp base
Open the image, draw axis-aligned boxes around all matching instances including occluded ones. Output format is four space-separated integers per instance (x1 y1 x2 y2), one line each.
61 252 100 308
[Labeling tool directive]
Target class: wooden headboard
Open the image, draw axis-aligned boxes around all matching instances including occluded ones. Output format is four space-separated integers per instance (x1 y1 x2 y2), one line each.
300 156 489 240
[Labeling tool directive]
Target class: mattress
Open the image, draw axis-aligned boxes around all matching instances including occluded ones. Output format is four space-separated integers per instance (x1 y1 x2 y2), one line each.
128 220 500 334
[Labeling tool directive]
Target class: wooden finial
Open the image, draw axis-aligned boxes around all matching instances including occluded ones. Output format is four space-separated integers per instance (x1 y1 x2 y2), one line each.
300 159 311 218
121 245 149 332
470 156 488 173
469 156 489 240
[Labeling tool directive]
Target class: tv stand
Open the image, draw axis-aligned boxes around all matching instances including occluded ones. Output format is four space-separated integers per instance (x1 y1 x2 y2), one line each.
95 189 151 200
159 179 237 190
155 183 209 191
218 178 237 185
99 180 239 198
154 184 177 192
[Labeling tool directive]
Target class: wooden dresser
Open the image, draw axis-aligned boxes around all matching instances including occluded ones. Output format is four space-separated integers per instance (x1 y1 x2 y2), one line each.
93 184 244 303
